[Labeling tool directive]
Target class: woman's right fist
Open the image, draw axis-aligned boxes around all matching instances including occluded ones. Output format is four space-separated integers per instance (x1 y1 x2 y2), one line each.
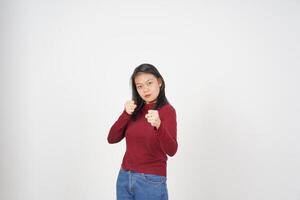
125 100 137 115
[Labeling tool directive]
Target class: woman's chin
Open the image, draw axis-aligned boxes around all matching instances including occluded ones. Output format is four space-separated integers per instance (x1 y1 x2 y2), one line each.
145 100 157 104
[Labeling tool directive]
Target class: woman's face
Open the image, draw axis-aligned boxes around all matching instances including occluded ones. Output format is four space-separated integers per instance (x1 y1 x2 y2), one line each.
134 72 162 104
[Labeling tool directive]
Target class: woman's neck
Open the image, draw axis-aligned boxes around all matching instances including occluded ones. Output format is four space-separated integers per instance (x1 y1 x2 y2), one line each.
146 100 157 104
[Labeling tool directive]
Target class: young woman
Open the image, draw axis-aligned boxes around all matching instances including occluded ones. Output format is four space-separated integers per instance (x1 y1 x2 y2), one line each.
107 63 178 200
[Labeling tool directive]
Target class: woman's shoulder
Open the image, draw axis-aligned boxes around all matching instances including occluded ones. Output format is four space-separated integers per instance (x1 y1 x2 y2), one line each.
158 103 176 116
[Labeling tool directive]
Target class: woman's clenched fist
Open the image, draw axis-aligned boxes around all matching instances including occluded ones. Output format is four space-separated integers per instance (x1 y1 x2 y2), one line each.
125 100 137 115
145 110 161 129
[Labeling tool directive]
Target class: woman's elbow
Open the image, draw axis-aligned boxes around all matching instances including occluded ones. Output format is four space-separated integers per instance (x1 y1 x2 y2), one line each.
167 143 178 157
107 136 117 144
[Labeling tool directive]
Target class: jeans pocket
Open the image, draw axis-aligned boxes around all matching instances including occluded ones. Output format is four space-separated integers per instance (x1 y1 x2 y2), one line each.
142 173 166 184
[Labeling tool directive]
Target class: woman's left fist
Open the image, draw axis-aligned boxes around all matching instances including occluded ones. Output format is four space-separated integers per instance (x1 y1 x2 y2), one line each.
145 110 161 129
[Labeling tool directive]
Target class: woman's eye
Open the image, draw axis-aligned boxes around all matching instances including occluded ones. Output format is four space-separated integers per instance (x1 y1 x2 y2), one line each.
137 86 142 89
147 82 152 85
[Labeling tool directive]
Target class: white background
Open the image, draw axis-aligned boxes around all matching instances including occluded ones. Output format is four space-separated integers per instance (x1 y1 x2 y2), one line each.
1 1 300 200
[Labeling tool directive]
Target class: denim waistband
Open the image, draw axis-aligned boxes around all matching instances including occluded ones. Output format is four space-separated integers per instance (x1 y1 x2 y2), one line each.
120 167 138 173
119 167 166 178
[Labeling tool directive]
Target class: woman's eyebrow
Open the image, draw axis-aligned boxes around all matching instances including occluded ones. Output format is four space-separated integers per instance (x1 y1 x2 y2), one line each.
135 79 153 85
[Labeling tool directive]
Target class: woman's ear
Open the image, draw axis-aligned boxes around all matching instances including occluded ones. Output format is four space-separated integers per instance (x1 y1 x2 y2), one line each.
158 78 162 87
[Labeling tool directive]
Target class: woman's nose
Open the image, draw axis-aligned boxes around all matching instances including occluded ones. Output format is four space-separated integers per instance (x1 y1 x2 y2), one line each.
143 86 150 92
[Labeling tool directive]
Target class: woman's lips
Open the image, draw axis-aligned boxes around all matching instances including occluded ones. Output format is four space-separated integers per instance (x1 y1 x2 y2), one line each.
145 94 151 98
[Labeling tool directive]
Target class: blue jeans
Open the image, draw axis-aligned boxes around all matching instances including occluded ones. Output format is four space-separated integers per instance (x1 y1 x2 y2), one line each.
116 168 168 200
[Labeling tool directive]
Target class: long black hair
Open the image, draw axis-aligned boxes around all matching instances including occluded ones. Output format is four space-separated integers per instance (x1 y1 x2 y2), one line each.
130 63 169 120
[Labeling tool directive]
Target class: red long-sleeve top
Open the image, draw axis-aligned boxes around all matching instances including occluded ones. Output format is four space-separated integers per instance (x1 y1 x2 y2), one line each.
107 102 178 177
